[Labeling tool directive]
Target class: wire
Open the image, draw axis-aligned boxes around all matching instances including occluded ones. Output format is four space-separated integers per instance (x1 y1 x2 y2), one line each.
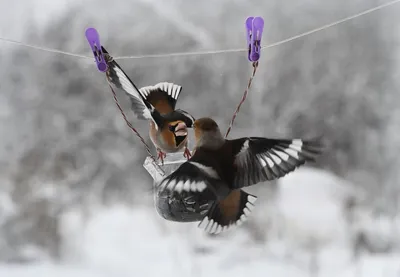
114 48 247 60
0 0 399 60
0 37 92 59
262 0 400 49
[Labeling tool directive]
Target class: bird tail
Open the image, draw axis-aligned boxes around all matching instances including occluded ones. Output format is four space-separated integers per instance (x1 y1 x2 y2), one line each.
198 189 257 234
139 82 183 113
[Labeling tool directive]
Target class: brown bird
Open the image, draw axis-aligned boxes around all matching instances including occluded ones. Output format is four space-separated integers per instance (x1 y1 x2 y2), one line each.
102 47 195 163
157 117 324 234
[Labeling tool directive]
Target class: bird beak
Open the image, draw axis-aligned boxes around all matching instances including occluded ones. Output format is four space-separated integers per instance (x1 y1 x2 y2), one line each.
172 122 188 137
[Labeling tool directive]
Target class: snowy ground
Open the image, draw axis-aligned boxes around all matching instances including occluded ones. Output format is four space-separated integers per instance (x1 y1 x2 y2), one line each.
1 255 399 277
1 167 399 277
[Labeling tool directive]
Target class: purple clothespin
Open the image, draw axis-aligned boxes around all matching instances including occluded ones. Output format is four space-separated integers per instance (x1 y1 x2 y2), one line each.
245 17 264 62
85 27 107 72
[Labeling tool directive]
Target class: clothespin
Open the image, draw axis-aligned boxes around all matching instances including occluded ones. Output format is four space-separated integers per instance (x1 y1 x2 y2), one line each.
245 17 264 62
85 27 107 72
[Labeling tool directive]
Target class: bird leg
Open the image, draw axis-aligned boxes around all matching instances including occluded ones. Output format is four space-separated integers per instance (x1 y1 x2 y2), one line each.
157 148 167 165
183 146 192 160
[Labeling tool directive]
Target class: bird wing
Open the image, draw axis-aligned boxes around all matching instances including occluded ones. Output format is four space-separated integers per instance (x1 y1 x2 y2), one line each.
157 159 220 196
157 148 259 234
102 46 164 127
230 137 324 188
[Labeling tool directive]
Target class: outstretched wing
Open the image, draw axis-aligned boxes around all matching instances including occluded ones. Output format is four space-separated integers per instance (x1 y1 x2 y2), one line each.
230 137 324 188
102 46 163 127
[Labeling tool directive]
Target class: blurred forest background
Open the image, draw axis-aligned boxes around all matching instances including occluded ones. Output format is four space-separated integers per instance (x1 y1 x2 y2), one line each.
1 0 400 276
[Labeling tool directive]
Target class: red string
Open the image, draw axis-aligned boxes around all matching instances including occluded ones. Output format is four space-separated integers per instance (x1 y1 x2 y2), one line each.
108 85 165 174
225 61 259 138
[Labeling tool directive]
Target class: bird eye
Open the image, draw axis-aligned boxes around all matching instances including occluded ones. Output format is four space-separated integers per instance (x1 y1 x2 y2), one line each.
168 125 175 132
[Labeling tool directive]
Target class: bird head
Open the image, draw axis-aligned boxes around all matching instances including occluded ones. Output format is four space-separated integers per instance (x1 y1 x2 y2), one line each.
168 120 189 147
193 117 224 149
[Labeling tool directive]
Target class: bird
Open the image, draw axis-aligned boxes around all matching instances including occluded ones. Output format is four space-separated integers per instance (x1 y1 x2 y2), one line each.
156 117 324 234
102 46 195 164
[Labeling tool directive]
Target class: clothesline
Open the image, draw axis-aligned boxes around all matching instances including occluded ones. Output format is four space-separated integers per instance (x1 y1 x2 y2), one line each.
1 0 399 61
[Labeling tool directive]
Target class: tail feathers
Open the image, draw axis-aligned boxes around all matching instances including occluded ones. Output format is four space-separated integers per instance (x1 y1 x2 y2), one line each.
198 190 257 234
139 82 183 113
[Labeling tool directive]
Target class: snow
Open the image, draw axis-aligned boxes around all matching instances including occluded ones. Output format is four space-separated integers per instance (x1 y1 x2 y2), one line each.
272 168 355 246
0 167 399 277
2 0 400 275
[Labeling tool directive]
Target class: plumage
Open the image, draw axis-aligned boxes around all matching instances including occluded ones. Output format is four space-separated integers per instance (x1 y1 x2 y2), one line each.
102 46 195 162
157 117 324 234
102 47 160 124
198 189 257 234
139 82 182 113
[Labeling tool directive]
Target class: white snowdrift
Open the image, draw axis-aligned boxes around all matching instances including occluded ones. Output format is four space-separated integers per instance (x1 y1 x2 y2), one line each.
0 167 399 277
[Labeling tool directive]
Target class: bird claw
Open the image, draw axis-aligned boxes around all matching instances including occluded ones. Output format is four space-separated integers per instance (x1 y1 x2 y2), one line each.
183 147 192 160
157 149 167 165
